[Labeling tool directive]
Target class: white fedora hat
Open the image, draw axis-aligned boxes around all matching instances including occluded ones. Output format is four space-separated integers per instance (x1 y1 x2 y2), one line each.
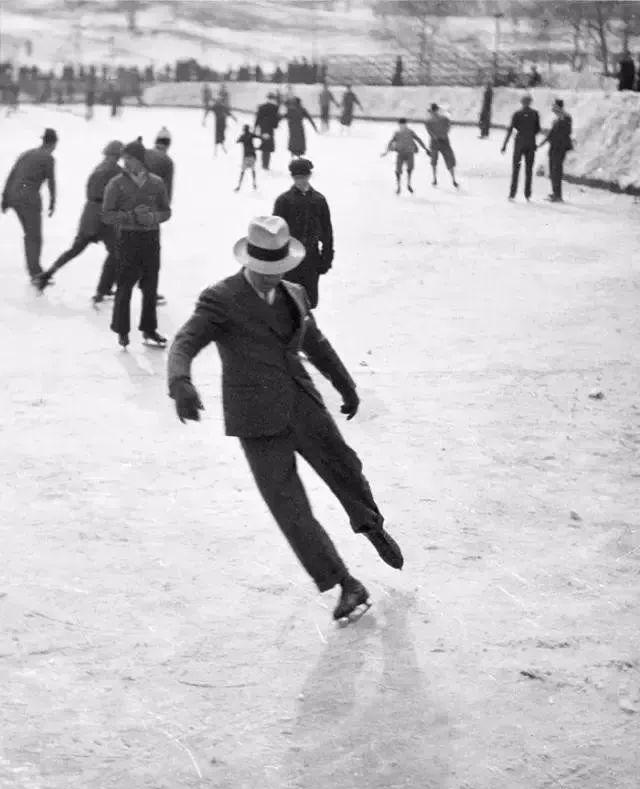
233 216 305 275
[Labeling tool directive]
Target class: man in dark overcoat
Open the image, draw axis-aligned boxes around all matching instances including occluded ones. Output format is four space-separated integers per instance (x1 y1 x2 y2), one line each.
167 215 403 623
36 140 123 300
253 93 280 170
273 158 332 309
538 98 573 203
501 94 540 201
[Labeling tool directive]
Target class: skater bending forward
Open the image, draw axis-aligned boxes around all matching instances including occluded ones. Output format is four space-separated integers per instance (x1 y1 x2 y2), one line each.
168 216 404 623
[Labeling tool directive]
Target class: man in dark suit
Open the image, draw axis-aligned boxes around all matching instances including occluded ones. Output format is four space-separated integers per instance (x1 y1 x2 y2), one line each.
501 94 541 201
273 158 333 309
167 216 403 623
539 98 573 203
253 93 280 170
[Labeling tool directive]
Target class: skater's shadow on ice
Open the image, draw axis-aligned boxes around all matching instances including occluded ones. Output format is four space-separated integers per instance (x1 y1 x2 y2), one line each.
116 349 166 391
285 590 450 788
11 293 92 321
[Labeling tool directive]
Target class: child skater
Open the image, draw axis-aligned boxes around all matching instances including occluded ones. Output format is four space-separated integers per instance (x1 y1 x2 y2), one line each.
234 125 261 192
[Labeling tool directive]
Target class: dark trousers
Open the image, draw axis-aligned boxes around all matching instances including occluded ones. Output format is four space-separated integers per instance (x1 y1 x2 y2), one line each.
50 225 117 295
13 204 43 277
284 256 322 309
110 230 159 335
549 148 567 199
240 390 384 592
261 149 272 170
510 145 535 198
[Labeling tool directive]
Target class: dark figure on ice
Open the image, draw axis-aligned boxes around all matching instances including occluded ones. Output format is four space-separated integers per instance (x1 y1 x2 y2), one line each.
234 125 260 191
145 127 174 306
35 140 124 301
167 215 403 624
501 94 540 202
381 118 430 195
539 98 573 203
318 82 339 132
201 83 213 126
617 51 636 91
283 97 317 158
1 128 57 283
102 139 171 348
218 83 230 109
253 93 280 170
273 158 333 309
108 81 122 118
212 98 237 156
478 80 493 139
85 74 96 121
339 85 362 133
425 104 459 188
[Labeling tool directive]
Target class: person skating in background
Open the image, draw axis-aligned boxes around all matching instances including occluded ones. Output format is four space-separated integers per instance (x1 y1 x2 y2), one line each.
425 103 459 188
283 84 297 111
339 84 362 134
167 215 403 625
218 83 230 109
617 51 636 91
253 93 280 170
319 82 339 132
108 80 122 118
85 72 96 121
273 158 332 309
201 83 213 126
283 97 318 158
35 140 123 301
212 97 237 156
538 98 573 203
234 125 261 192
102 139 171 348
1 128 58 284
478 80 493 139
6 79 19 116
381 118 430 195
145 127 174 306
501 94 540 202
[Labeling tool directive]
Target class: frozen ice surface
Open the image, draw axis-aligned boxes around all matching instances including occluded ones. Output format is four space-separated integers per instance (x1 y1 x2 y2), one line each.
1 105 639 789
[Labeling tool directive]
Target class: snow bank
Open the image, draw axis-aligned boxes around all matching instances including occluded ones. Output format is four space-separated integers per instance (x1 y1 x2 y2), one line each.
145 82 640 190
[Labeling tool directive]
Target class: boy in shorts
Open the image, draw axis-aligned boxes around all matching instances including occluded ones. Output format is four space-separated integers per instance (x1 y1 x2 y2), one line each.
425 103 459 188
381 118 430 194
234 125 261 192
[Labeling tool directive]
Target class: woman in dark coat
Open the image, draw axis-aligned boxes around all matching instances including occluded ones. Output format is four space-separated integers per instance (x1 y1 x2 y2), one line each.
212 98 237 155
284 97 318 158
478 81 493 139
339 85 362 130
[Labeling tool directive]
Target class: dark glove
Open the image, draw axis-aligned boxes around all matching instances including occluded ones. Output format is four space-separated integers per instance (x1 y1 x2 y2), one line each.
1 197 8 214
170 379 204 424
340 388 359 420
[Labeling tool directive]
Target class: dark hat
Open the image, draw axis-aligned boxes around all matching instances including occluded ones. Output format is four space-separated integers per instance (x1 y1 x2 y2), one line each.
430 103 439 112
553 98 564 109
123 138 147 164
267 92 277 100
289 158 313 176
398 117 407 124
42 128 58 144
103 139 124 157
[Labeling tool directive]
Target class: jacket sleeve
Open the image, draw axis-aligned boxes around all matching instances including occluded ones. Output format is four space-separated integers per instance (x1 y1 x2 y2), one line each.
167 288 229 392
166 160 174 204
302 310 356 397
319 197 334 266
154 181 171 224
2 159 18 205
273 193 288 222
102 178 133 226
46 157 56 210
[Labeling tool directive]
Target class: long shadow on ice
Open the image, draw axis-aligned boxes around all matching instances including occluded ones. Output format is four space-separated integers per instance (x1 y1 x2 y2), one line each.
284 590 451 789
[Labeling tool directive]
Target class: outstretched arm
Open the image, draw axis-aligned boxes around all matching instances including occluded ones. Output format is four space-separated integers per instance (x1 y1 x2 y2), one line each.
501 114 516 152
305 109 319 133
411 130 430 154
46 157 56 216
301 305 359 418
1 160 18 211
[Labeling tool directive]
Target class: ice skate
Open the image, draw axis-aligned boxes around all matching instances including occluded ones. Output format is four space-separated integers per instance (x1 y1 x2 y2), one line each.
365 527 404 569
333 577 371 626
118 333 129 348
156 293 167 306
92 293 104 305
407 183 414 194
143 331 167 348
33 272 54 292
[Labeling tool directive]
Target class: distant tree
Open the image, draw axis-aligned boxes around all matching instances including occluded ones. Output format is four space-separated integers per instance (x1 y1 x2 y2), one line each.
373 0 452 84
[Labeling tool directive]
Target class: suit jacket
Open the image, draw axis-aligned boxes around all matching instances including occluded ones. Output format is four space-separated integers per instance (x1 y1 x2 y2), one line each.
168 271 355 438
547 113 573 153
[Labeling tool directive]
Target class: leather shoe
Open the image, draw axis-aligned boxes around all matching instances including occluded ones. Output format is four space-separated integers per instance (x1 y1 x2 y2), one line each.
365 528 404 569
333 577 370 621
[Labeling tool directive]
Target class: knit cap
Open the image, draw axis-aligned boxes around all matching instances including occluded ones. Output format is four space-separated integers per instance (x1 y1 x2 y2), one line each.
123 138 146 164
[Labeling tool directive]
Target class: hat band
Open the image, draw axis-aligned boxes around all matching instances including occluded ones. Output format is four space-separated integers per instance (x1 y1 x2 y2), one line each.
247 241 290 262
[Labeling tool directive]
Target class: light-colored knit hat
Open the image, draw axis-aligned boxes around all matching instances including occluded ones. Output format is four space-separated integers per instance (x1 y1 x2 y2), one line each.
155 126 171 143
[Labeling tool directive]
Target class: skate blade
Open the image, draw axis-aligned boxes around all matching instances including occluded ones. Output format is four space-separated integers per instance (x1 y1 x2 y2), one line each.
143 341 167 349
336 600 371 628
